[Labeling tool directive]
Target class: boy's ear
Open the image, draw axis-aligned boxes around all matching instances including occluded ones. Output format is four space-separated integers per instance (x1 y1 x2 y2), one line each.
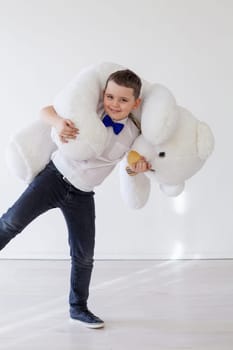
133 98 142 109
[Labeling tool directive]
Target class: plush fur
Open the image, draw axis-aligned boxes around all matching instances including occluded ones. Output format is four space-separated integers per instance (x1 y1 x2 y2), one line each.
5 62 214 208
120 105 214 208
6 120 56 183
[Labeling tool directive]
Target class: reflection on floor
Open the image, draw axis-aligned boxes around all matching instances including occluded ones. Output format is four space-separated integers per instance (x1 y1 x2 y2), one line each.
0 259 233 350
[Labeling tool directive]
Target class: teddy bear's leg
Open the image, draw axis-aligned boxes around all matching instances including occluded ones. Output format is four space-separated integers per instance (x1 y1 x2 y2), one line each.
52 66 109 160
6 121 56 183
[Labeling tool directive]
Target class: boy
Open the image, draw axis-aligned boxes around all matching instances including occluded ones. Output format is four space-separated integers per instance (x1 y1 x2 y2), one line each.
0 69 151 329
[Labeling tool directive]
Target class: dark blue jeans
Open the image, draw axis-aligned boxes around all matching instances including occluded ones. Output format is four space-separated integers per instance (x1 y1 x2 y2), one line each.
0 161 95 315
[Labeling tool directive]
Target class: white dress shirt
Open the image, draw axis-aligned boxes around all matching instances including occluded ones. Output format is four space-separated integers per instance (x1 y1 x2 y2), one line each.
51 114 140 192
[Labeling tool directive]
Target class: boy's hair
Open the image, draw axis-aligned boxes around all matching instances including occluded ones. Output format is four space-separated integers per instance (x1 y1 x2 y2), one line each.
104 69 142 99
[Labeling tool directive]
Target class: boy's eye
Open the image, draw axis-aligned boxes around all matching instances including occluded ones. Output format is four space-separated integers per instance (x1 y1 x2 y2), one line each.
105 94 128 103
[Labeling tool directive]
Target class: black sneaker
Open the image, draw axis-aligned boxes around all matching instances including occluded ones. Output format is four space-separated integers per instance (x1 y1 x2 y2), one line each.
70 309 104 329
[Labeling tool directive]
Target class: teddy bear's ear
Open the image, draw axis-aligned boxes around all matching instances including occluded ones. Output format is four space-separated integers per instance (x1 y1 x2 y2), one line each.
141 84 178 145
197 122 215 160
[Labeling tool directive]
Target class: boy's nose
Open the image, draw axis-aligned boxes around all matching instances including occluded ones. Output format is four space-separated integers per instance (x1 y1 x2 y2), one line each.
112 99 119 107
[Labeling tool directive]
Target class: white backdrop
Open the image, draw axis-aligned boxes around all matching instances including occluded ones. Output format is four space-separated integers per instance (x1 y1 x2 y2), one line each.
0 0 232 259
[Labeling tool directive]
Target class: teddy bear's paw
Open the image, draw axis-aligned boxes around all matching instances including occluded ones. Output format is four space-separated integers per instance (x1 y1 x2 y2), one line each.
160 183 185 197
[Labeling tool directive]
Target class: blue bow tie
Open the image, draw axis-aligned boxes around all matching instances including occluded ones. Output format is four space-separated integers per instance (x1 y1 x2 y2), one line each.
102 115 124 135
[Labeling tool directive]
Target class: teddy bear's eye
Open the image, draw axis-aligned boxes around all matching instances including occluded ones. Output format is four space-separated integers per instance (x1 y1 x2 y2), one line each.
158 152 166 158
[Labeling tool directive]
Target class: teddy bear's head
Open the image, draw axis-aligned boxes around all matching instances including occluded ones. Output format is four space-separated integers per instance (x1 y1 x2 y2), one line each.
128 102 214 197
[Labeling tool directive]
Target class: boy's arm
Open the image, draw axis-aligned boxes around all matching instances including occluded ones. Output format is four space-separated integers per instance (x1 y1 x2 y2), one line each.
40 105 79 143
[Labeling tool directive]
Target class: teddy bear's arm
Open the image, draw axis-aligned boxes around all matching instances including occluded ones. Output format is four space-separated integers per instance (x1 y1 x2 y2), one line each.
119 157 151 209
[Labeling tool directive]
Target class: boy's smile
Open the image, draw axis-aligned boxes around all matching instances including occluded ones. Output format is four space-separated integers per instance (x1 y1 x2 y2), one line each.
103 81 141 121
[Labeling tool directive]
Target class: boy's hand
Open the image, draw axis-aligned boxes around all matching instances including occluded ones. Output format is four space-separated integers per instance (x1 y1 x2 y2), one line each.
40 106 79 144
129 156 152 174
55 117 79 143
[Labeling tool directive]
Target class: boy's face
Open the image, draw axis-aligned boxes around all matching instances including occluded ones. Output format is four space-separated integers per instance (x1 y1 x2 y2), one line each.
103 81 141 121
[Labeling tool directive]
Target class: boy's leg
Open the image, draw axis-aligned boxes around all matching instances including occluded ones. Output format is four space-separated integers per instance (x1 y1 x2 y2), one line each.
60 186 104 327
60 187 96 313
0 161 63 250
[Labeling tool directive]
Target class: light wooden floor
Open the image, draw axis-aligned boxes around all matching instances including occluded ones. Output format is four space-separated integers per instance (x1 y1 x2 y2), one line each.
0 259 233 350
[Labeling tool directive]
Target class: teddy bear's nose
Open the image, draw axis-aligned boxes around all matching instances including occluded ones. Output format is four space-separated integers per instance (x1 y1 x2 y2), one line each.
158 152 166 157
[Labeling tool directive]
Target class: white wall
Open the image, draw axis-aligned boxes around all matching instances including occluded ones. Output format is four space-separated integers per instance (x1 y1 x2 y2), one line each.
0 0 232 259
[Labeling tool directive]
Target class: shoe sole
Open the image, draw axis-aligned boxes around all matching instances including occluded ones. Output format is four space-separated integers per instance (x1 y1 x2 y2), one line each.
69 318 105 329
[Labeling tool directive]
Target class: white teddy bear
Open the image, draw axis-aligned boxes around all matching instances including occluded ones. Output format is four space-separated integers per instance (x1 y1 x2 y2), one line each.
5 62 214 209
120 105 214 209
